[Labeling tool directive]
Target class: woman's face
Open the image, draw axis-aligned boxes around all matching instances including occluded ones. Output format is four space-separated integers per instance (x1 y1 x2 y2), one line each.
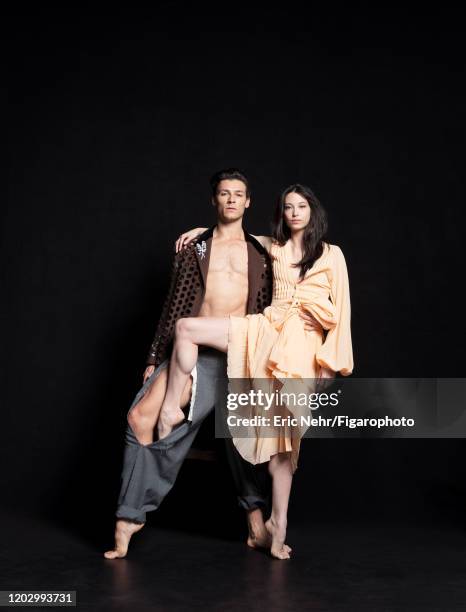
283 191 311 232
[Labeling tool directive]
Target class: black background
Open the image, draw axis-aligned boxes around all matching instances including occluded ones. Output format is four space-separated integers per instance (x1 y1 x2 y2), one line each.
3 4 465 539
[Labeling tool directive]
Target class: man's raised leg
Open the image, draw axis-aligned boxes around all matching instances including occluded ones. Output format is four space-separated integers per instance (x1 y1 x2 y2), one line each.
158 317 229 439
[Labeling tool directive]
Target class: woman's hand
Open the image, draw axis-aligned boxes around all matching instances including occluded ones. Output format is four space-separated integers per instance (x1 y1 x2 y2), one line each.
175 228 208 253
316 366 335 391
299 311 323 333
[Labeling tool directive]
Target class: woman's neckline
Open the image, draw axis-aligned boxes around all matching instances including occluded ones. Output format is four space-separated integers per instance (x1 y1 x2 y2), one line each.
282 240 330 284
283 240 304 284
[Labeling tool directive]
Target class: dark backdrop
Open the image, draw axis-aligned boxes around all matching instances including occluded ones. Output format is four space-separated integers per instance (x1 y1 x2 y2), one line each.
3 5 465 538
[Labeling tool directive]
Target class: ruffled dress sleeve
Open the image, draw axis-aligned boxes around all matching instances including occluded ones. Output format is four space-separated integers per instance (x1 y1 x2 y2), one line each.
315 245 354 375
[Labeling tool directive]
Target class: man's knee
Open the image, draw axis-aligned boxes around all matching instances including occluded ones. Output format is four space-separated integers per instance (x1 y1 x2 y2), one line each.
175 317 196 340
127 406 144 430
128 376 192 432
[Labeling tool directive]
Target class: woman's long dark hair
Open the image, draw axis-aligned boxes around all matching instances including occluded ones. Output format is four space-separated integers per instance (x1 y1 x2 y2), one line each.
271 183 328 280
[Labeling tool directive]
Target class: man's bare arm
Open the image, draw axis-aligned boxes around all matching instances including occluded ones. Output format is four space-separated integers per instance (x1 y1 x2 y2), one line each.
251 235 273 254
175 227 208 253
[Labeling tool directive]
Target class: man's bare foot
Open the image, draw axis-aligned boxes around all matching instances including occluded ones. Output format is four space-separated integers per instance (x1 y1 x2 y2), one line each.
247 509 292 554
247 521 272 549
247 519 292 553
157 407 185 440
248 531 292 554
246 508 269 549
265 518 290 560
103 519 145 559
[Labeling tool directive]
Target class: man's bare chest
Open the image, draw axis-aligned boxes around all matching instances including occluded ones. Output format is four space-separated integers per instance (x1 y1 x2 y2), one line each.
207 240 248 277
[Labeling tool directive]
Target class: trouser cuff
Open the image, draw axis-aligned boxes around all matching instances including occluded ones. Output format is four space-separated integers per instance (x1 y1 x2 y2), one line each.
237 495 268 512
115 505 147 524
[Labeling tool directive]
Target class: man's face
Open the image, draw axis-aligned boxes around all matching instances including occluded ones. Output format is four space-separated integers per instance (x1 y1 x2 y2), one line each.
212 179 250 222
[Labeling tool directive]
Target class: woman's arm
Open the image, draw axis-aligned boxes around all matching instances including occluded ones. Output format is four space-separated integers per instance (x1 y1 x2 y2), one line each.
175 227 208 253
315 245 353 376
251 235 273 254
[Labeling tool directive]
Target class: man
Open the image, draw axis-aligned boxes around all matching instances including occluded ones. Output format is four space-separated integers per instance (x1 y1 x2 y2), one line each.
104 168 320 559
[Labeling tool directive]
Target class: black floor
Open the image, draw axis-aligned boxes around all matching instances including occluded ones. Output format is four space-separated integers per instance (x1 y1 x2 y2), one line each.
2 509 466 612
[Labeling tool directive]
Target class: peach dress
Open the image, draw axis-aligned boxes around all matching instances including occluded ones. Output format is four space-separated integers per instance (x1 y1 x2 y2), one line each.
227 241 354 471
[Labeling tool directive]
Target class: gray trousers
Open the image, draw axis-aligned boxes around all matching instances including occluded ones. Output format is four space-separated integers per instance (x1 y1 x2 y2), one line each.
116 348 270 524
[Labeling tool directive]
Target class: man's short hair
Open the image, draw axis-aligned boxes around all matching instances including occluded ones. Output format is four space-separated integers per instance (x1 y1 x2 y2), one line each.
209 168 250 198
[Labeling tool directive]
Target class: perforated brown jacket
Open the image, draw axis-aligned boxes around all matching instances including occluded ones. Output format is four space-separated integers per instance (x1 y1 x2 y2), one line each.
146 225 273 367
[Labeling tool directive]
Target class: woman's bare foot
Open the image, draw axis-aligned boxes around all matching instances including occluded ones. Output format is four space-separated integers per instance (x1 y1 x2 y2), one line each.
265 517 291 560
103 519 145 559
247 522 292 554
157 407 185 440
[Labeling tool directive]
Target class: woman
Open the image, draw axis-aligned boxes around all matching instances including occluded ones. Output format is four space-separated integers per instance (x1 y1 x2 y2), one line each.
159 183 353 559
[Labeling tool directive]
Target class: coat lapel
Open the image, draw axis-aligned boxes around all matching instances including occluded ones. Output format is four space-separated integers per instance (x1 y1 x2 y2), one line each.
244 230 269 310
194 226 215 287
